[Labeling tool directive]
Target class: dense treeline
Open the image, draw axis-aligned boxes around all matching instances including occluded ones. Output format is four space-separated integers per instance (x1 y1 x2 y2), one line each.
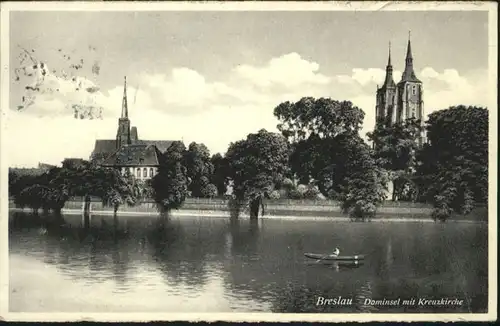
10 160 139 217
9 99 488 222
368 104 488 221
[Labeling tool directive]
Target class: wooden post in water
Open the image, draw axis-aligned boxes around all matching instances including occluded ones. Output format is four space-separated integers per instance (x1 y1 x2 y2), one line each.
228 196 241 221
82 195 91 228
249 194 264 221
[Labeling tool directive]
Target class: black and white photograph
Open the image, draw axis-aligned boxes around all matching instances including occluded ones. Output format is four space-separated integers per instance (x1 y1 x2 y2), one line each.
0 1 497 323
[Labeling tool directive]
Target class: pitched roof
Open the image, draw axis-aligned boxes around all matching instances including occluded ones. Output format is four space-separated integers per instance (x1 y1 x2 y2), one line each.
90 138 177 165
137 140 175 153
90 139 116 163
101 144 161 167
92 139 116 154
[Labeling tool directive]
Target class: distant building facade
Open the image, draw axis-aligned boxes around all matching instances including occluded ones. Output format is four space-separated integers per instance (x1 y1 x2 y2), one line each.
375 36 425 146
90 77 177 180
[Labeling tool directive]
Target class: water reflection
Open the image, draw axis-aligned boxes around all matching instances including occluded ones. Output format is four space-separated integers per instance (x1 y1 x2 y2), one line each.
9 212 488 313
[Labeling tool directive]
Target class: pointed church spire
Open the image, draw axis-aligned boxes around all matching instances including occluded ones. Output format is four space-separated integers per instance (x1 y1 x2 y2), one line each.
400 31 420 83
121 76 128 119
387 41 392 66
382 41 395 88
406 31 413 62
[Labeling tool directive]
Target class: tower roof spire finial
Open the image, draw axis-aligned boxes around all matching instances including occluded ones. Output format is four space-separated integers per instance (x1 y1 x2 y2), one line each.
406 30 413 60
388 41 392 66
121 76 129 119
382 41 395 88
400 31 420 83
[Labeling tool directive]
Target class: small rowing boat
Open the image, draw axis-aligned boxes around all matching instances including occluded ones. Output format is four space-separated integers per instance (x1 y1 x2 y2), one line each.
306 260 364 267
304 253 365 261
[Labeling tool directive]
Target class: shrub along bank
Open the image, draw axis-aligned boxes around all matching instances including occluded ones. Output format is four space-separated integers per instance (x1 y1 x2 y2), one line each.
9 197 487 221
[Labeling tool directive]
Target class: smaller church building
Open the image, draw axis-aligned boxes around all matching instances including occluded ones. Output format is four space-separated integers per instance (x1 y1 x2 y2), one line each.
90 77 177 180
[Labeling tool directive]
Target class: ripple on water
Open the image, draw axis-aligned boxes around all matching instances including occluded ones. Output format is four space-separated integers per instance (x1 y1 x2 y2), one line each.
8 212 488 313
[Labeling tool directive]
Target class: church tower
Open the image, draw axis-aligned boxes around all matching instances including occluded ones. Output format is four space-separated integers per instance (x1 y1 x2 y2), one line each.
116 76 131 149
374 34 425 146
375 42 397 125
396 34 424 125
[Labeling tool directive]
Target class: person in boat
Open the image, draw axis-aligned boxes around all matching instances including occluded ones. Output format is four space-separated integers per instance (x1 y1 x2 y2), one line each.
332 247 340 257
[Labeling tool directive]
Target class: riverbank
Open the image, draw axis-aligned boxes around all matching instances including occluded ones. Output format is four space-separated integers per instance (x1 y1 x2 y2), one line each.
8 196 489 222
9 207 488 223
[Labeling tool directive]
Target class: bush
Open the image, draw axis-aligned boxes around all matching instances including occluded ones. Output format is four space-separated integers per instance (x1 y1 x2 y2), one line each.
303 186 320 200
269 190 281 200
316 192 326 200
281 178 294 191
202 183 218 198
288 188 303 199
296 184 308 194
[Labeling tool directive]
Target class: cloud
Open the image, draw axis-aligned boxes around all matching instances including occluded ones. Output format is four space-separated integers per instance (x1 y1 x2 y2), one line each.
234 52 331 88
6 51 489 167
333 67 489 141
5 110 115 167
419 67 489 111
336 68 402 87
141 68 219 110
5 104 280 167
132 53 332 115
14 62 104 119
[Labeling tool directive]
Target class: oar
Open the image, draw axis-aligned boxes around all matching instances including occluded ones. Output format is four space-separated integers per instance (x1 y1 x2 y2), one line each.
316 254 331 263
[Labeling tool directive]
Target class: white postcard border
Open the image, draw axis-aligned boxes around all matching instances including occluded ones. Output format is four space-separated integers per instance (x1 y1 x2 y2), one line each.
0 1 497 323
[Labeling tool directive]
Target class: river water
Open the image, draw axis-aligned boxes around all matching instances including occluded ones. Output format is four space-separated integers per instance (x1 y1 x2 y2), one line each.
8 211 488 313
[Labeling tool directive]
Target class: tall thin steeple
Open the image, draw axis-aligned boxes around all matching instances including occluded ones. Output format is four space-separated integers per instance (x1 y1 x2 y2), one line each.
406 31 413 62
116 76 131 148
388 41 392 66
382 42 395 88
121 76 128 119
401 31 420 82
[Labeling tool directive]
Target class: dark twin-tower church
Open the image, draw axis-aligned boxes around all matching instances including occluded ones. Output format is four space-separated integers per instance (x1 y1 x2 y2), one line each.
375 35 425 146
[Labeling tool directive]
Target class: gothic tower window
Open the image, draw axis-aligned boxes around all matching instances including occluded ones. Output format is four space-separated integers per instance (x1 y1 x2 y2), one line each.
412 85 416 95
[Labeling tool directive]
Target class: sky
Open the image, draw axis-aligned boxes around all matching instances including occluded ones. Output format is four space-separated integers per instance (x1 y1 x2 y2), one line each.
5 8 491 167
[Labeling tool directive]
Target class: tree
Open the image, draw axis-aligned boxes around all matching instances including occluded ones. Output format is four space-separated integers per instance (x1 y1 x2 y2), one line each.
274 97 365 142
9 170 41 199
49 162 137 216
367 118 423 201
151 141 189 213
184 142 214 198
225 129 289 219
15 184 52 214
274 97 365 186
287 134 367 201
273 96 389 219
11 159 138 220
210 153 229 196
415 105 488 221
134 179 155 200
336 137 389 221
